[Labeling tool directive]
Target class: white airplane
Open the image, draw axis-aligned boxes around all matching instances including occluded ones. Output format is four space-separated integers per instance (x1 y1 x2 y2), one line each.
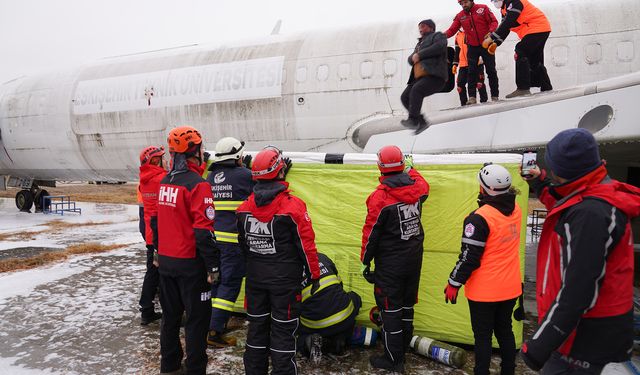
0 0 638 211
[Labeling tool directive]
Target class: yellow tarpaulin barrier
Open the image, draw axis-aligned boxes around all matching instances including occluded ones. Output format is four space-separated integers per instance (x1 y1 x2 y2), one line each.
223 153 528 347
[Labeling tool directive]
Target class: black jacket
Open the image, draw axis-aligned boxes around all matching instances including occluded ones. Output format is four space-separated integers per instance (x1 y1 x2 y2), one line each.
206 161 253 236
408 31 448 83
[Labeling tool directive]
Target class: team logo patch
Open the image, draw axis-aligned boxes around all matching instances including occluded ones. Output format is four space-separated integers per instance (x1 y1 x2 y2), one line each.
464 223 475 237
476 7 485 14
304 212 311 222
214 171 226 184
206 206 215 220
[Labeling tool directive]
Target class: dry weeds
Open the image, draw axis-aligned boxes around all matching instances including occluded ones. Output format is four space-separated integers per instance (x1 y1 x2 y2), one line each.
0 221 114 242
0 242 128 273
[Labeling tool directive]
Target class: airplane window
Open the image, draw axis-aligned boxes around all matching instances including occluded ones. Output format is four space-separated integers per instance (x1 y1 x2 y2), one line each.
551 45 569 67
317 65 329 81
383 59 397 76
360 60 374 79
296 66 307 83
578 105 613 133
584 43 602 65
338 63 350 80
616 41 634 62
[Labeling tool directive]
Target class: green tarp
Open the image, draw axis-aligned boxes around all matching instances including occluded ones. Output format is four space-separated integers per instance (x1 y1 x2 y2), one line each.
212 153 529 347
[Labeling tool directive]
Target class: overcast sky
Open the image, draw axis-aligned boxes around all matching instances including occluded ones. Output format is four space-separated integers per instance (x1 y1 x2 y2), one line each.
0 0 557 84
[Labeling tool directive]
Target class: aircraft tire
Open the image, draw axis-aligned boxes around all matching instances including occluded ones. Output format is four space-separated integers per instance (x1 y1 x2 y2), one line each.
16 190 34 212
34 189 50 212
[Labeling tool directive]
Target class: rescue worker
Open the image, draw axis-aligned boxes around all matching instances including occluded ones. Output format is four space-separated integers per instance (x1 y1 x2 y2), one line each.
297 252 362 364
444 163 522 375
156 126 220 375
484 0 553 98
137 184 145 240
520 128 640 373
361 146 430 373
237 146 321 375
400 19 448 134
138 145 167 325
445 0 500 103
453 30 489 106
205 137 253 347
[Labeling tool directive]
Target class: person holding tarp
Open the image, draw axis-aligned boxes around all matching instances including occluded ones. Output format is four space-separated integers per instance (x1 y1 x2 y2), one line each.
444 163 522 375
520 128 640 373
361 146 430 373
297 252 363 364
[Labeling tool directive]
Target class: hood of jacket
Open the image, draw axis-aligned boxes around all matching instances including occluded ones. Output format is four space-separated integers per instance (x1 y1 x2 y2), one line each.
245 181 290 222
478 191 517 216
139 164 166 184
378 173 424 204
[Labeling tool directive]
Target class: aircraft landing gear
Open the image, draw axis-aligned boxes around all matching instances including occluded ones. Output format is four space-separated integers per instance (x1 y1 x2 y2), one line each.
15 189 34 212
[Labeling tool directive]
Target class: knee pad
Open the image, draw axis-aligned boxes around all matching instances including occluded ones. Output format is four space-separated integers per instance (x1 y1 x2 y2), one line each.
476 83 484 89
456 86 463 93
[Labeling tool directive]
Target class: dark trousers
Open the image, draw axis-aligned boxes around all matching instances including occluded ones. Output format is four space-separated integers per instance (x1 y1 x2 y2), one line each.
244 282 301 375
373 258 422 364
515 31 552 91
401 76 446 119
467 46 499 98
139 246 160 315
468 298 517 375
298 291 362 357
138 205 145 241
159 269 211 375
457 65 488 105
540 352 605 375
209 243 245 332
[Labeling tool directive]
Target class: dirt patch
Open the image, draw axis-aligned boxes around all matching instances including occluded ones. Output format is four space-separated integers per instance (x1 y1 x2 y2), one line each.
46 219 113 230
0 183 139 205
0 242 128 273
0 220 114 242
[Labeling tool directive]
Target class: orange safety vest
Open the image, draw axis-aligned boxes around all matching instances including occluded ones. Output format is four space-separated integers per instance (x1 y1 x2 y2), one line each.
465 203 522 302
136 183 143 206
501 0 551 39
456 32 469 68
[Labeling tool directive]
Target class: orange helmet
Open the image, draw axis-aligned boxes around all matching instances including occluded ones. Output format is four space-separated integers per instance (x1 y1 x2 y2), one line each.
139 146 165 166
251 146 284 181
167 126 202 154
377 145 405 174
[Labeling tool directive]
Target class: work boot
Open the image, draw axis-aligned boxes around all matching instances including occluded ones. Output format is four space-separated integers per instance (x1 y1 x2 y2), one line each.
466 97 477 105
140 311 162 326
306 334 323 365
370 355 405 373
207 330 237 348
491 96 499 102
505 89 531 98
414 117 430 135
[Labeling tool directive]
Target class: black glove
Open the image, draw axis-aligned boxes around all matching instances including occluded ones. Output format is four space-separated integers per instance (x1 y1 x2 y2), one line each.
513 287 524 321
283 157 292 176
208 267 220 285
310 278 320 295
242 154 252 168
520 342 545 371
152 248 159 267
203 151 211 164
362 264 375 284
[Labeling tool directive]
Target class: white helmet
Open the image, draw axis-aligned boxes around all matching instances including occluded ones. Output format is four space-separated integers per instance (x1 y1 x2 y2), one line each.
477 163 512 196
214 137 244 162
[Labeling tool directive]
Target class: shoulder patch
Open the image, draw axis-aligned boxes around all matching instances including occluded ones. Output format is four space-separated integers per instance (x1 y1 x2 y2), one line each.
304 212 311 222
464 223 475 238
206 206 215 220
476 7 485 14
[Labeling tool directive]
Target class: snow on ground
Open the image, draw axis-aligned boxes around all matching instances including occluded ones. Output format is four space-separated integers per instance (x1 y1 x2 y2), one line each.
0 198 540 374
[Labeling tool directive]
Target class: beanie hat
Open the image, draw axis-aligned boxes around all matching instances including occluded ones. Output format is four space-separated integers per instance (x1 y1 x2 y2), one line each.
419 19 436 31
545 128 602 180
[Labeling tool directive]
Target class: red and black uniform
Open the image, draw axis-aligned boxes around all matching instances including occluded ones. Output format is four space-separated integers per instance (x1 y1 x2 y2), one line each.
157 161 219 375
448 192 522 375
138 163 166 319
237 180 320 375
445 3 499 98
491 0 552 91
361 168 429 365
454 31 488 105
205 161 254 333
522 165 640 370
298 253 362 356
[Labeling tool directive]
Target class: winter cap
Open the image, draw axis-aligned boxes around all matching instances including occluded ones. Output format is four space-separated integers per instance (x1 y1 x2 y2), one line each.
545 128 602 180
419 19 436 31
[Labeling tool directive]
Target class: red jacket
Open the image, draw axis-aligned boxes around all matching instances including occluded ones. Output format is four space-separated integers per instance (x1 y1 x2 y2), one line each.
445 3 498 47
139 164 166 246
237 181 320 286
157 162 219 274
525 165 640 366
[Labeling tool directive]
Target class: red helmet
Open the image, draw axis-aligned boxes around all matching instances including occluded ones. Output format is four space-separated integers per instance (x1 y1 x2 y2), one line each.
139 146 165 166
377 145 405 174
167 126 202 154
251 146 284 180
